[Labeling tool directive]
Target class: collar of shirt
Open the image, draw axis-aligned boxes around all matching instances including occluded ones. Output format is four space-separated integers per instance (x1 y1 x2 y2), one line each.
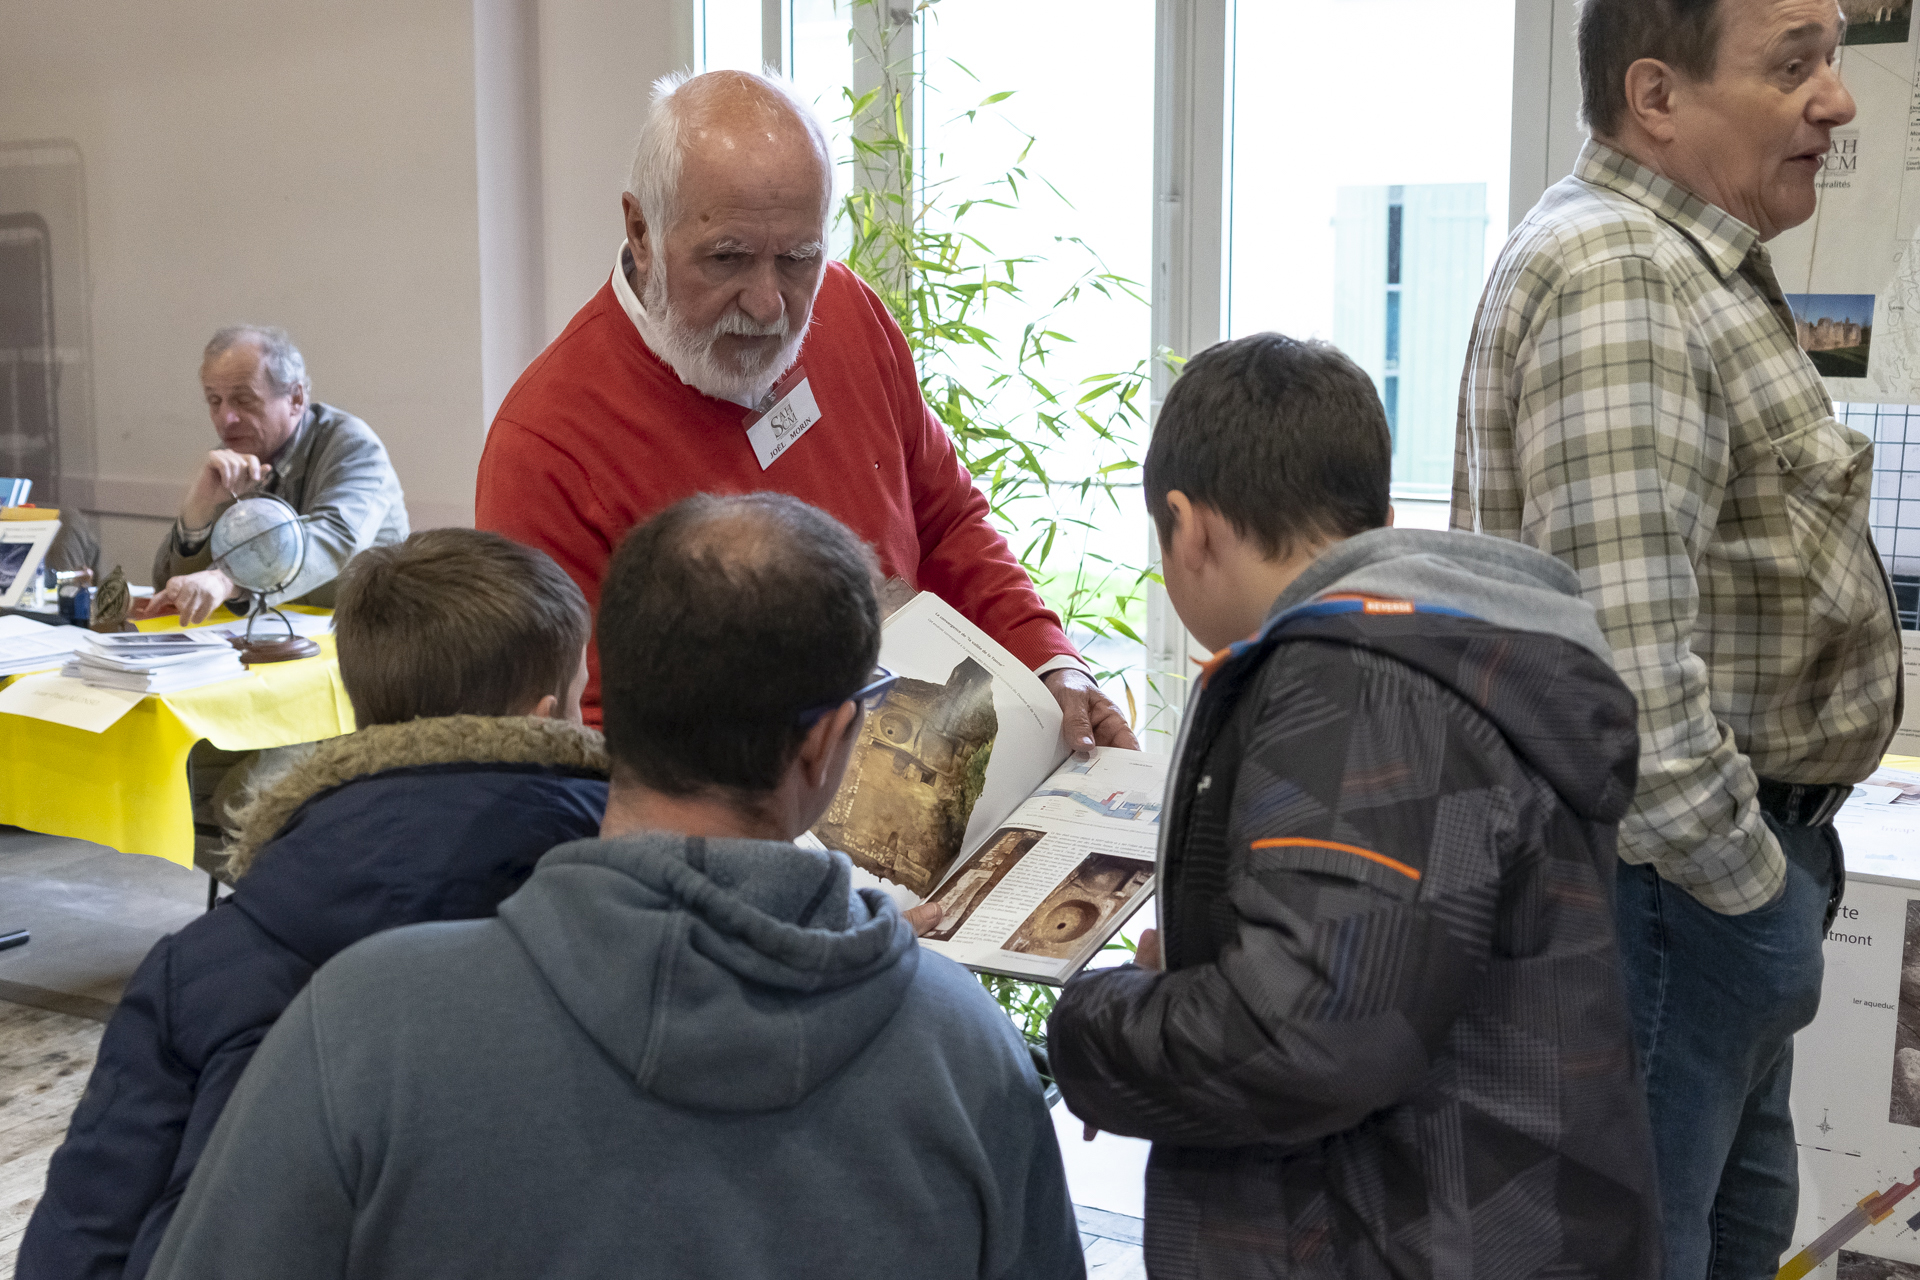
1575 139 1759 282
263 405 312 490
610 243 762 409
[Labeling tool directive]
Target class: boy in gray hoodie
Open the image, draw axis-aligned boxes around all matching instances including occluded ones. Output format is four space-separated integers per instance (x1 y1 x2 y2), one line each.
1048 334 1660 1278
148 493 1084 1280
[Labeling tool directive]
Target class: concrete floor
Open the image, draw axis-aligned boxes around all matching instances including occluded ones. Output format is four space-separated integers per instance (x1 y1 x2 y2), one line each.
0 828 206 1022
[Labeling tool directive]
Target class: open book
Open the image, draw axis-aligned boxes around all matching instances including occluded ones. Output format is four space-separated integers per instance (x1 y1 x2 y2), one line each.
804 592 1167 985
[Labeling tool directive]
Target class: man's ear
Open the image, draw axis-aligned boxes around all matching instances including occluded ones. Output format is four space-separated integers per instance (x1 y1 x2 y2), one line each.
796 700 861 790
1620 58 1681 144
622 192 655 283
527 693 560 720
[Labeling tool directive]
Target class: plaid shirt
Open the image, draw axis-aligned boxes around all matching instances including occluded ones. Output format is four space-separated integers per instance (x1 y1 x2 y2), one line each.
1454 140 1904 915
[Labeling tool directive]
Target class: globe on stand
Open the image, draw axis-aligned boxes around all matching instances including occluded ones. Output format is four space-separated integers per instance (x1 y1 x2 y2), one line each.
210 496 320 664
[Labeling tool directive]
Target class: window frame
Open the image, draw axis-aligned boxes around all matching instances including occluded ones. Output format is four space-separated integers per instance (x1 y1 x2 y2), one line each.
697 0 1554 742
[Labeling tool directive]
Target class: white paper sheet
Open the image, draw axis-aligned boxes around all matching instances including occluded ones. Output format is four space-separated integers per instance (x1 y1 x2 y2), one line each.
0 623 96 676
202 609 334 640
0 672 145 732
1785 878 1920 1269
1835 765 1920 885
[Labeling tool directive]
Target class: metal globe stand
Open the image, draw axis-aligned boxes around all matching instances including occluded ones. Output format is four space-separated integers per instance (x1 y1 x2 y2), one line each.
231 596 320 664
210 496 321 665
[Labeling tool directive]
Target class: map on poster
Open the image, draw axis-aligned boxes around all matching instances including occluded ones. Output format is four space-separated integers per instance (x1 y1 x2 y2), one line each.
1769 6 1920 401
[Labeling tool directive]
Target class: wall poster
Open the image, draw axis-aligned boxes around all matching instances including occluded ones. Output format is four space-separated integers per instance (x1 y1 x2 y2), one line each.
1785 770 1920 1275
1771 6 1920 401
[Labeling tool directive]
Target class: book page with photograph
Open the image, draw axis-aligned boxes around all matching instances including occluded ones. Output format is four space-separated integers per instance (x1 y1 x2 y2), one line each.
917 747 1167 985
809 592 1069 899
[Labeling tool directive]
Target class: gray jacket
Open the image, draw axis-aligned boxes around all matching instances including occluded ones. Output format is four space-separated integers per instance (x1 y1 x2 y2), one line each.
149 832 1084 1280
152 401 408 607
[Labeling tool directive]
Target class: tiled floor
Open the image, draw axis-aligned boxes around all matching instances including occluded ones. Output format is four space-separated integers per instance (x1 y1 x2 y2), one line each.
0 1003 103 1280
0 825 1150 1275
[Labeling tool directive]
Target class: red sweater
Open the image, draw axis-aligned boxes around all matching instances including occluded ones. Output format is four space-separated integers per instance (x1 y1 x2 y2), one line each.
475 263 1075 726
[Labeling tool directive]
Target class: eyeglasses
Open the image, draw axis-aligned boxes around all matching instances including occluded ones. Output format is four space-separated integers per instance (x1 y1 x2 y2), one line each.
795 666 899 728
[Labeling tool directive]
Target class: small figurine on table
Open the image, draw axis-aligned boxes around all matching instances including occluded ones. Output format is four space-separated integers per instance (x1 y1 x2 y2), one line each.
91 566 137 633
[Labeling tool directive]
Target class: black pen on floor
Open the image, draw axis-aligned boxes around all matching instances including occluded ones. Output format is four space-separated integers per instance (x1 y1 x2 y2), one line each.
0 929 29 952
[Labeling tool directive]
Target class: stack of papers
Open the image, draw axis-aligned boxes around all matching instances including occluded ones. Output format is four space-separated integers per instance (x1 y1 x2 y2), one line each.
63 631 247 694
0 616 93 676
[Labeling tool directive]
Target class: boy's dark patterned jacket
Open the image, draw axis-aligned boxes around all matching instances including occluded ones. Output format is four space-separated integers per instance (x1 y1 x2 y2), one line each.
1050 529 1660 1279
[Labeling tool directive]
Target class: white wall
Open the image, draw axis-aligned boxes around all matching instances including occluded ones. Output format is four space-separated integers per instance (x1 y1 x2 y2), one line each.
535 0 695 341
0 0 691 579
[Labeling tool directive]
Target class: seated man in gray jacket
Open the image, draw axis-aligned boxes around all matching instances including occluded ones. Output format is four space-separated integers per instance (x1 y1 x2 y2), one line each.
142 324 407 625
148 492 1084 1280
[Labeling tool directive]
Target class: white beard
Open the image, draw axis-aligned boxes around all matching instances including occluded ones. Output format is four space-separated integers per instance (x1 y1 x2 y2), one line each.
637 263 813 406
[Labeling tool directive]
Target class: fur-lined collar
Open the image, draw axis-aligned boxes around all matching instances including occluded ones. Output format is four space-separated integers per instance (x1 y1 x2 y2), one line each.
226 716 608 877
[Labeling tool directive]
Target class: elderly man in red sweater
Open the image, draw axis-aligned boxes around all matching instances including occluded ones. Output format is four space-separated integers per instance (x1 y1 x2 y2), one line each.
476 69 1134 751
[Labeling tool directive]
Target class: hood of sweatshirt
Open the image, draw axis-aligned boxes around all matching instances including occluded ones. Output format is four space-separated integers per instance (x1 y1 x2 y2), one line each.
497 832 920 1114
1271 527 1613 661
230 716 609 969
1251 528 1638 823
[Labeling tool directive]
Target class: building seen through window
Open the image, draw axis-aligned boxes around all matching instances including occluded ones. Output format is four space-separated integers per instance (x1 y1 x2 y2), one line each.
1226 0 1515 518
1331 182 1488 499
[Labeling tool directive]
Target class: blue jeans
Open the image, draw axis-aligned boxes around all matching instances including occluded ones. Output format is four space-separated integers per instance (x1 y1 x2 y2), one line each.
1613 815 1842 1280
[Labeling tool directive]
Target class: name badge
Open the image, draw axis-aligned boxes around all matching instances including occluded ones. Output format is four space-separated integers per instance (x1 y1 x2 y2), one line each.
743 367 821 471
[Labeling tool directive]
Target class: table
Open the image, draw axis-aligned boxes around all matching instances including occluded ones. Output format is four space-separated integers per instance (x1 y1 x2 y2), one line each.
0 612 354 868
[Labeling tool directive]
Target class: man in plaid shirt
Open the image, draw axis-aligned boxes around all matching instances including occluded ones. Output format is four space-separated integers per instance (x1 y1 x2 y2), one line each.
1455 0 1904 1275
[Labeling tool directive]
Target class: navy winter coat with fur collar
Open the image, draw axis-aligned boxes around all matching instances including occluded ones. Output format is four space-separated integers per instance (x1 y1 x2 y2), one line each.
18 716 609 1280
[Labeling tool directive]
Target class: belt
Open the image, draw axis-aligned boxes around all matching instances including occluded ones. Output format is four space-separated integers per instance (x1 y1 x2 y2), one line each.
1755 777 1853 828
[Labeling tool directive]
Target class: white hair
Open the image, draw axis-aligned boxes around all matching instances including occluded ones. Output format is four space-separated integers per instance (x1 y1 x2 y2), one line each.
204 325 310 397
624 68 835 237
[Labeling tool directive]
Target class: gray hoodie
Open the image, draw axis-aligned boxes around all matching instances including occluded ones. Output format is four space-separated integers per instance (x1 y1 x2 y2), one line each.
1269 526 1613 660
148 833 1084 1280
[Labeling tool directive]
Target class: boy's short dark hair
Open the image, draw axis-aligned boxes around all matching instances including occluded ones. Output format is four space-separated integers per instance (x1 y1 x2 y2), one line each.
1577 0 1723 138
1144 332 1392 557
597 493 881 800
334 529 589 727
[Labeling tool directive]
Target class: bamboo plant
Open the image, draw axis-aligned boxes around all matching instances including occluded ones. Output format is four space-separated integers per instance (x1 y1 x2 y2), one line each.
833 0 1159 1046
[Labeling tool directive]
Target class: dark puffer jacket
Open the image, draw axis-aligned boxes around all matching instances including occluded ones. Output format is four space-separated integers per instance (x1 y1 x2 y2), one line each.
1048 529 1661 1279
18 715 609 1280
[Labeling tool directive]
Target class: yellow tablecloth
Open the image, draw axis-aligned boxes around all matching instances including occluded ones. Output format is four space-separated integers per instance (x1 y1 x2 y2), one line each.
0 612 355 867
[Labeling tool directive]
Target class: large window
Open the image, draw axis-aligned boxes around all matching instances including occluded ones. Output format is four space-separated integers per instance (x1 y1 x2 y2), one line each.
1225 0 1515 514
701 0 1156 683
694 0 1520 702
